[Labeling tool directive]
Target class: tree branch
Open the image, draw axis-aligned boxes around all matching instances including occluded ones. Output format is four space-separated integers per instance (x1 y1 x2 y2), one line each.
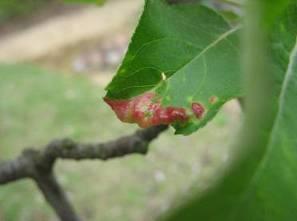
0 125 167 184
35 171 82 221
0 125 168 221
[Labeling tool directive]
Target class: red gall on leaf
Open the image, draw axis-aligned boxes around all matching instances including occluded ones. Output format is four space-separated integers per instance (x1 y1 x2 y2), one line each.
104 92 189 128
191 102 205 119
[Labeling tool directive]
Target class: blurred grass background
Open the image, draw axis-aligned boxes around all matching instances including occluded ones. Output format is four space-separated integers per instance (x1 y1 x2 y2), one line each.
0 0 51 24
0 64 240 221
0 0 242 220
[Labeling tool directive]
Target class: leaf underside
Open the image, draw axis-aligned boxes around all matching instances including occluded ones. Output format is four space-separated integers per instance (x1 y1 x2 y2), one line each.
105 0 241 135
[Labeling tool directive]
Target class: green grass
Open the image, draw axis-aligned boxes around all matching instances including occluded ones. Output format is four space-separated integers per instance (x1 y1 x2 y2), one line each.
0 0 50 24
0 64 241 221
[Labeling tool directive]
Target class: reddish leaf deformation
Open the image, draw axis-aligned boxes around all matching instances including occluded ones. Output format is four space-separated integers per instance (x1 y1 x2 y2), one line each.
104 93 189 128
191 102 205 119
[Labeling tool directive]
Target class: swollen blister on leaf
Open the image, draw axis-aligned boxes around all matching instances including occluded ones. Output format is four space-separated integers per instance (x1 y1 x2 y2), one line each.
104 0 242 134
104 92 189 128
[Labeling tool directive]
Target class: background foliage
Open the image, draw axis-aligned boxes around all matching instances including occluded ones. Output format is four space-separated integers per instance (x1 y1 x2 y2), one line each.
0 0 51 23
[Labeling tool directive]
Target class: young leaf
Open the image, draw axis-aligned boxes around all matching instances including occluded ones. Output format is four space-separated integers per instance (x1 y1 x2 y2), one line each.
105 0 241 134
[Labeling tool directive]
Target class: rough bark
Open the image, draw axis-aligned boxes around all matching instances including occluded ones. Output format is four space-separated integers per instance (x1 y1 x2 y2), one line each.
34 172 81 221
0 125 168 221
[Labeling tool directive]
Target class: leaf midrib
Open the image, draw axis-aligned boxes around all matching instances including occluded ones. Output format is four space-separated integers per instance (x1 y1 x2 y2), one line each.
167 26 240 83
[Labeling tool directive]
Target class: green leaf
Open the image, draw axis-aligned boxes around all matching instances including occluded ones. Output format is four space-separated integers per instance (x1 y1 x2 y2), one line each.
242 38 297 219
159 27 240 134
105 0 241 134
261 0 292 29
164 39 297 221
161 2 297 221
